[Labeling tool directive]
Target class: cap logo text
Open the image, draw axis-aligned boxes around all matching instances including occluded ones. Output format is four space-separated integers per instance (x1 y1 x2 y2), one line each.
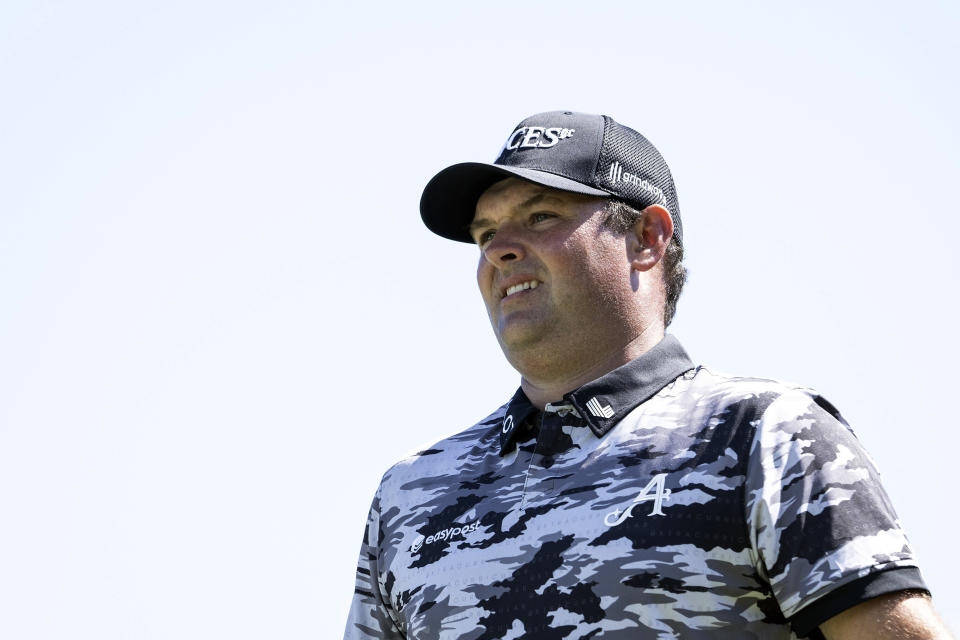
502 126 575 153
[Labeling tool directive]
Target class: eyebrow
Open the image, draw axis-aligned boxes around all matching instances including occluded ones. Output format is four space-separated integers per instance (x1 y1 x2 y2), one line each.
469 191 565 234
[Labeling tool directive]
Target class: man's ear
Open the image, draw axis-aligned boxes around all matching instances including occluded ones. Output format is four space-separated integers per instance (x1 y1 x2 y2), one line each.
629 205 673 272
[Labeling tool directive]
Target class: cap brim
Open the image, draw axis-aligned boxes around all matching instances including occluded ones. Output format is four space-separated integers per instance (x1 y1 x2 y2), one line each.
420 162 611 243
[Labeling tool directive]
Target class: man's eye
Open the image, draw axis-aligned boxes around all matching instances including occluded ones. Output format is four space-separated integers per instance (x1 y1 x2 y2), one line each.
478 230 496 245
531 212 554 224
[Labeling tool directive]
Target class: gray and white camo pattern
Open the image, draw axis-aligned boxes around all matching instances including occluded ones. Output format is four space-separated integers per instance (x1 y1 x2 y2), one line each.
344 366 918 639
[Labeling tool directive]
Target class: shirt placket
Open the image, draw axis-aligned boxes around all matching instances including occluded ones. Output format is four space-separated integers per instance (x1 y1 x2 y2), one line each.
518 405 576 509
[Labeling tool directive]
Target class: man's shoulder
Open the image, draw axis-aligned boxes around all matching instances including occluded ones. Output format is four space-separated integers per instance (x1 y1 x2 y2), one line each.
674 365 835 419
377 401 510 486
670 365 850 436
682 364 811 399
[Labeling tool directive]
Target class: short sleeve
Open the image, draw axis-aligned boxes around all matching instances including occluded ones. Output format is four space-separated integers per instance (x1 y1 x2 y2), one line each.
744 389 925 630
342 485 405 640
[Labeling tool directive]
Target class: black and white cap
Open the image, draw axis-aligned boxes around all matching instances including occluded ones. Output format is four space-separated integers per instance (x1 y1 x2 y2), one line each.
420 110 682 245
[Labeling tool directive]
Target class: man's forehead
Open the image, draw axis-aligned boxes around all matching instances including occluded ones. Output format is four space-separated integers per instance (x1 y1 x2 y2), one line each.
472 178 593 223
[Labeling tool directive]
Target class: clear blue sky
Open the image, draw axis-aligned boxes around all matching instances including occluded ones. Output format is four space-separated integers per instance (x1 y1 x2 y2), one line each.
1 1 957 637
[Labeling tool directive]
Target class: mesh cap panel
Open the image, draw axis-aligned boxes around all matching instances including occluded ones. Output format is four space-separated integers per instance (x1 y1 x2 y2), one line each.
597 117 682 243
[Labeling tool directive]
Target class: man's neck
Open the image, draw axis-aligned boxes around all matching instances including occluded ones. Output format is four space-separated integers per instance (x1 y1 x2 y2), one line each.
519 327 665 409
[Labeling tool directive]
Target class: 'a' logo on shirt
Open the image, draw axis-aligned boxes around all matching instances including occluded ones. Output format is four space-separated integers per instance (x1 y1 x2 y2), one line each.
604 474 672 526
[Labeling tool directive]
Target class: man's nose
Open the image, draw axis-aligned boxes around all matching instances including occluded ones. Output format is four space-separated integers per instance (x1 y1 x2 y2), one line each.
482 227 526 267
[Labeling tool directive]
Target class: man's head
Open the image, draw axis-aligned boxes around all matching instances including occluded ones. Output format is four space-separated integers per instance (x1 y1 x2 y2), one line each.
469 177 676 377
419 110 686 378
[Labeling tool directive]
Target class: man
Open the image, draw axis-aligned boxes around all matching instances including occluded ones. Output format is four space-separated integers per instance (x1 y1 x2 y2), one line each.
344 111 950 639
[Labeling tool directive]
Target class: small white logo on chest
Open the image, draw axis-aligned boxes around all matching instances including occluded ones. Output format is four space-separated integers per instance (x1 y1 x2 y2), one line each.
604 473 671 526
586 396 614 418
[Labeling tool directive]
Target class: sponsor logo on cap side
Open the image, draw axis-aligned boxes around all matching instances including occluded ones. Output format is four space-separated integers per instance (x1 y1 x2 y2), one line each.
501 126 575 153
608 161 667 205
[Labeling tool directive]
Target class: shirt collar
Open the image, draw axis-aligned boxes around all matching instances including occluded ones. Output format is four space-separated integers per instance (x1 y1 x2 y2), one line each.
498 387 538 453
498 335 695 455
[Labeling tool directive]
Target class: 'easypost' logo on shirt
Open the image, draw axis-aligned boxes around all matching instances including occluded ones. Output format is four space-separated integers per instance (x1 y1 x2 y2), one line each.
410 521 481 553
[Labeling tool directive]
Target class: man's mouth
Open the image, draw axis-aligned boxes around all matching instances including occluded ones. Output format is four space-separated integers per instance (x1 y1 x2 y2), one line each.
503 280 540 298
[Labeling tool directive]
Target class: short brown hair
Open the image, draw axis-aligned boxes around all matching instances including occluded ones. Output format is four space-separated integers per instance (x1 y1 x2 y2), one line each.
603 200 687 327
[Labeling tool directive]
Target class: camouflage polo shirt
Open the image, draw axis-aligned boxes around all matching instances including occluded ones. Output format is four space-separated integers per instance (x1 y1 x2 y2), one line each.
344 336 926 639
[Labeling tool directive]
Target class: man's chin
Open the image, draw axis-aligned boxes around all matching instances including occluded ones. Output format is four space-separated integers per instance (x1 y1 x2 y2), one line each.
496 318 546 347
495 322 556 362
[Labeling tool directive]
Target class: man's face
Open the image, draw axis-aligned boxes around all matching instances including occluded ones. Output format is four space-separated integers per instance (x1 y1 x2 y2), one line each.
471 178 640 371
